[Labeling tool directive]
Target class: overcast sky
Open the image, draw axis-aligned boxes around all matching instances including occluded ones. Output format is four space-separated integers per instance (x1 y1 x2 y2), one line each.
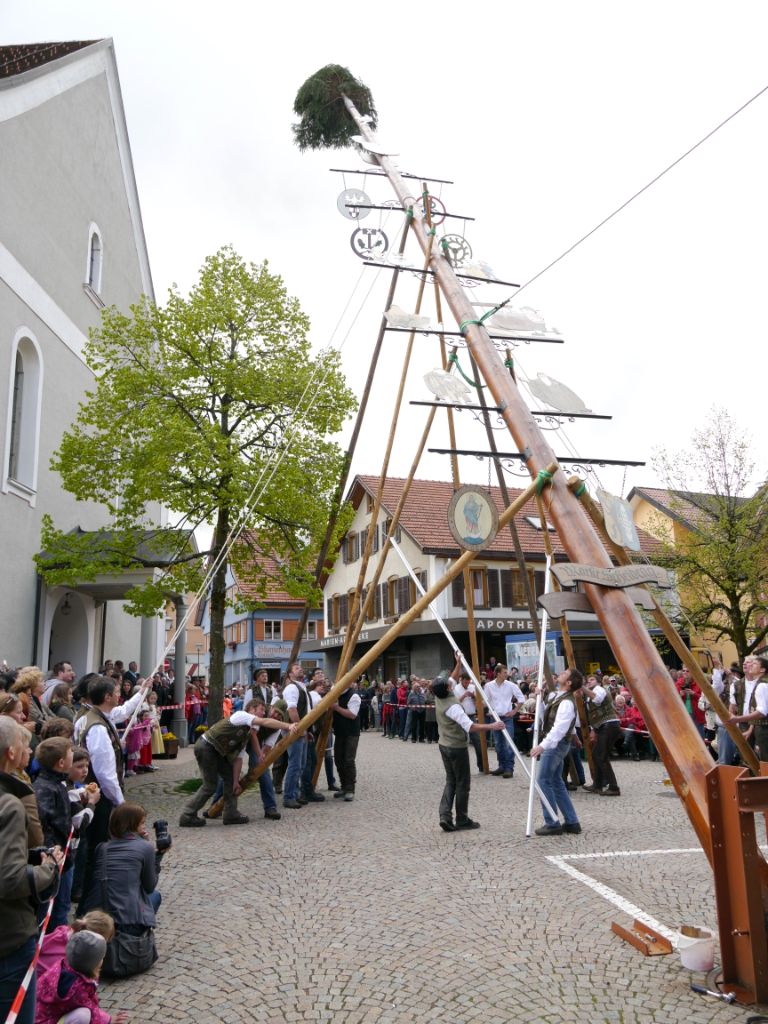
5 1 768 502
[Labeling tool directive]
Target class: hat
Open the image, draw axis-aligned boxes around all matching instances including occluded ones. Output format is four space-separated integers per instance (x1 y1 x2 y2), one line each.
66 930 107 975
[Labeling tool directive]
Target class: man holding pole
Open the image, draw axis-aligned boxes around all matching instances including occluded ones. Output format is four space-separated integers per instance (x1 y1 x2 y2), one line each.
282 662 311 810
484 664 523 778
433 652 505 832
530 668 584 836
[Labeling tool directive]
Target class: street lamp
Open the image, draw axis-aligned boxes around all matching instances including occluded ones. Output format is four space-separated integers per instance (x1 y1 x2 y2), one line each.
196 643 202 676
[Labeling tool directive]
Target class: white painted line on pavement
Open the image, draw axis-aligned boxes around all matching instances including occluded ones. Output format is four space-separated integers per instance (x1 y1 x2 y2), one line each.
545 847 706 945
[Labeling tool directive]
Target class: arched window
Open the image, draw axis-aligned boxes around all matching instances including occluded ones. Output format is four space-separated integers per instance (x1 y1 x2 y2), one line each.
85 223 103 296
3 330 43 504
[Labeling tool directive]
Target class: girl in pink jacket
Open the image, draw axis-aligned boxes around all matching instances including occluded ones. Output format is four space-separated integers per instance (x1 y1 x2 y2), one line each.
35 931 128 1024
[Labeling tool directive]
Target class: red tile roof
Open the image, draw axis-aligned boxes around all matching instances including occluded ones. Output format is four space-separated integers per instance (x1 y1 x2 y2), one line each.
354 475 661 559
231 532 311 607
0 42 99 79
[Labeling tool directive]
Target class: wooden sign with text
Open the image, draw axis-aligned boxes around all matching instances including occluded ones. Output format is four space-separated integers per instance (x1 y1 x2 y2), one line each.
539 587 656 620
552 563 672 590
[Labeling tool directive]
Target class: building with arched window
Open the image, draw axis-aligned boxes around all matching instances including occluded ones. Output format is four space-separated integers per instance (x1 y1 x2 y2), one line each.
0 40 162 673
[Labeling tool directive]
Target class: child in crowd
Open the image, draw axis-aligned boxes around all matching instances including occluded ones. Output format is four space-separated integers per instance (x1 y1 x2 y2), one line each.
146 691 165 763
34 929 128 1024
37 910 115 977
33 737 76 928
67 747 100 902
124 704 151 777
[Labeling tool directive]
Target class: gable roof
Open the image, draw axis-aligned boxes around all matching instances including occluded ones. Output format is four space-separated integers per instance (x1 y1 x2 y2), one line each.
0 42 99 78
230 532 313 608
353 475 661 559
627 486 747 532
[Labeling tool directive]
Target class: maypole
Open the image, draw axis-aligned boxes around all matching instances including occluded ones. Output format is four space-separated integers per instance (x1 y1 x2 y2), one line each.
287 64 768 1002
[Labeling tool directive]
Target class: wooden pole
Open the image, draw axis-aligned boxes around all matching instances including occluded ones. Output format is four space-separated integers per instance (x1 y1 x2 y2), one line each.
206 467 557 815
341 94 720 861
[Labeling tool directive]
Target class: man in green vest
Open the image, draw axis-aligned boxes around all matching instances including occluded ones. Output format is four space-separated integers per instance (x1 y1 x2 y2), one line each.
179 699 297 827
431 651 505 832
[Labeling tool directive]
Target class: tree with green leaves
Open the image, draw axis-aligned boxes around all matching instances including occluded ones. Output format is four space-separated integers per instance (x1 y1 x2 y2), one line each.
649 410 768 659
37 246 356 721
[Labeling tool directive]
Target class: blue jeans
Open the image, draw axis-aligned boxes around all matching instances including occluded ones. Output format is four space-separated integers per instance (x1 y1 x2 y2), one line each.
0 935 36 1024
148 890 162 914
717 724 738 766
247 748 278 811
49 865 74 930
495 719 516 772
283 736 307 801
538 737 579 827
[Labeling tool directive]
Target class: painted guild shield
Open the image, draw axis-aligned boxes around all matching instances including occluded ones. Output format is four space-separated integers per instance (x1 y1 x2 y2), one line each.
447 485 499 552
597 489 641 552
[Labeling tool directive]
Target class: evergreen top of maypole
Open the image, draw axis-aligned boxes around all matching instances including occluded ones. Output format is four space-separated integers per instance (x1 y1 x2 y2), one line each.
292 64 377 151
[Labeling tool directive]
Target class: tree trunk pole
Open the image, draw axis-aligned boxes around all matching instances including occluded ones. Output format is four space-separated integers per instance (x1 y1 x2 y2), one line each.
341 94 719 860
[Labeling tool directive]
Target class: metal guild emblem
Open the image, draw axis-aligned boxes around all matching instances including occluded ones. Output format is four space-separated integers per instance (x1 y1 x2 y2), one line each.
528 373 591 414
350 227 389 260
597 489 641 552
337 189 371 221
440 234 472 267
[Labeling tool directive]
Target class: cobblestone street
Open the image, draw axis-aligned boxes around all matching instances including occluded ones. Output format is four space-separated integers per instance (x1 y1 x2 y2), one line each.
100 733 760 1024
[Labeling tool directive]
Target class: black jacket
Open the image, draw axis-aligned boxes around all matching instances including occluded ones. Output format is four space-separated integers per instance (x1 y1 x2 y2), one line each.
33 766 73 863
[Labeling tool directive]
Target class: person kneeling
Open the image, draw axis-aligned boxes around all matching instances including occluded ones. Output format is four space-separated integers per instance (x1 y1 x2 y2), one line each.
179 700 297 827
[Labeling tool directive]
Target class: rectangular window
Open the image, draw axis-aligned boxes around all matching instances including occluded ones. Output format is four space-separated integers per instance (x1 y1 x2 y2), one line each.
384 517 402 543
264 620 282 641
470 568 488 609
371 523 379 553
366 494 375 514
332 596 340 632
374 583 382 620
452 575 465 608
326 598 334 632
304 620 317 640
339 594 349 627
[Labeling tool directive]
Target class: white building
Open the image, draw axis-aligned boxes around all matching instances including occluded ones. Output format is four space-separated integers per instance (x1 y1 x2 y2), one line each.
310 475 663 680
0 40 163 674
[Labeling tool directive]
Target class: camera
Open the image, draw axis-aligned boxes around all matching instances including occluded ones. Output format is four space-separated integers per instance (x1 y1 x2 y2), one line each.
28 846 55 866
152 819 172 853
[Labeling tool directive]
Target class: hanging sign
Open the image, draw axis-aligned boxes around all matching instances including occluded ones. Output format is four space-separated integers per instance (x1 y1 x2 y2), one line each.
552 563 672 590
597 489 641 552
350 227 389 259
440 234 472 267
337 188 371 221
528 373 590 413
447 485 499 552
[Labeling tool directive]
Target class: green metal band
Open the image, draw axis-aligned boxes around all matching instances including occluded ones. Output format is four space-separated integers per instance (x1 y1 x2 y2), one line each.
572 481 586 497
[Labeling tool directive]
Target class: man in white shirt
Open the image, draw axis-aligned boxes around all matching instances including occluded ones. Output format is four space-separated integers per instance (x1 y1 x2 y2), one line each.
433 652 505 831
729 656 768 759
454 671 484 772
300 669 327 803
282 661 311 809
484 665 522 778
75 674 149 906
581 674 621 796
530 668 584 836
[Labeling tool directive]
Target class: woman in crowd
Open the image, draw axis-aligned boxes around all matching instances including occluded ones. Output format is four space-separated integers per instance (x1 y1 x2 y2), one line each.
10 667 55 745
80 802 164 961
49 683 76 723
0 694 43 846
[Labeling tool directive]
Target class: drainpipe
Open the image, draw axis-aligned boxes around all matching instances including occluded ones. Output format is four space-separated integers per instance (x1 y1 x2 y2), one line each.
99 601 107 670
250 611 255 680
32 573 43 665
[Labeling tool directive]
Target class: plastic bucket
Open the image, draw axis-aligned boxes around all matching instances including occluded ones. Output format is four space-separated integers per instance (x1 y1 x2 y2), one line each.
678 926 715 971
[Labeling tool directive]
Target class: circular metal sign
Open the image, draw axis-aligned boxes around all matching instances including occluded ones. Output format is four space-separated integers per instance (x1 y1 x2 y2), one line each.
350 227 389 260
337 188 371 221
441 234 472 267
447 485 499 552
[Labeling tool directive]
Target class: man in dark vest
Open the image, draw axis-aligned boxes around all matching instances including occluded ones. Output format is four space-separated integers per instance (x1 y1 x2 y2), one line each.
282 662 311 810
75 674 149 904
582 673 621 796
729 656 768 759
331 681 362 802
530 667 584 836
179 699 296 826
432 652 505 832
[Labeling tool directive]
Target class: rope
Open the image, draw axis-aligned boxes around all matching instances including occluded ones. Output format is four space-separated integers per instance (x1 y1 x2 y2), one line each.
447 351 485 389
489 80 768 308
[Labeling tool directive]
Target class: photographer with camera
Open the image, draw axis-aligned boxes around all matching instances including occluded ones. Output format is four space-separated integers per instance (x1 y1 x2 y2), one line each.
79 802 167 977
0 717 63 1024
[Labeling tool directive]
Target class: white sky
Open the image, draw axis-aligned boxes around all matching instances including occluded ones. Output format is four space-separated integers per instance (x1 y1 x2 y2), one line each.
5 1 768 501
